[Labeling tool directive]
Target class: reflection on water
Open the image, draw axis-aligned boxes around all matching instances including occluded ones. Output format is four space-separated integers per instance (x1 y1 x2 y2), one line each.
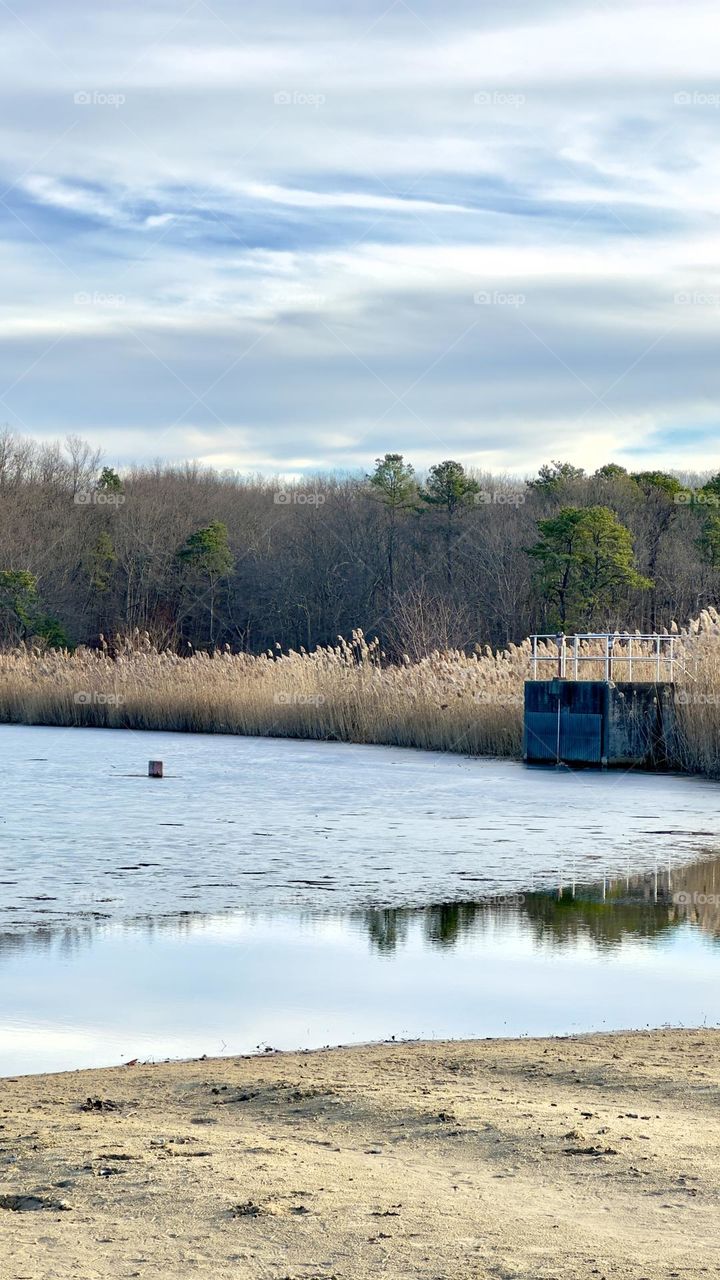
1 857 720 1076
363 857 720 953
361 894 675 954
2 857 719 963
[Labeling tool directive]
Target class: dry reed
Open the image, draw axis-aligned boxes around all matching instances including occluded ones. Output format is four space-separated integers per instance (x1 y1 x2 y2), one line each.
0 613 719 776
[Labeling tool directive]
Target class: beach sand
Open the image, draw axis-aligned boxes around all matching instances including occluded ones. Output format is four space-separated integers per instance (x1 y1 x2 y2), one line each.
0 1029 718 1279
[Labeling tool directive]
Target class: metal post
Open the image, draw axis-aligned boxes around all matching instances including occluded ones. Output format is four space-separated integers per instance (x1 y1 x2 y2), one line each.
573 634 579 679
656 634 661 681
628 637 633 681
604 635 610 682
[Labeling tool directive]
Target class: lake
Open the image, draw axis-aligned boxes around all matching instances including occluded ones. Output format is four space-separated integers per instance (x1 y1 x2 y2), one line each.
1 724 719 1074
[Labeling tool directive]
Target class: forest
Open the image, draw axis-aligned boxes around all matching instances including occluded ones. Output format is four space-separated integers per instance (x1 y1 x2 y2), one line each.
0 430 719 656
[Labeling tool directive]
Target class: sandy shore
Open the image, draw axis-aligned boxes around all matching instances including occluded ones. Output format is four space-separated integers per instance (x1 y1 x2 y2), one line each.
0 1030 718 1280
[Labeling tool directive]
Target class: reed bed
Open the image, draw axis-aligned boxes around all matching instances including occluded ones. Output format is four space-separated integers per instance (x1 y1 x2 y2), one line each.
0 613 719 776
0 632 525 757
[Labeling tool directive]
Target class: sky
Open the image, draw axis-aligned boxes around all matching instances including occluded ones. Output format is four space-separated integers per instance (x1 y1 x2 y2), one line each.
1 0 719 478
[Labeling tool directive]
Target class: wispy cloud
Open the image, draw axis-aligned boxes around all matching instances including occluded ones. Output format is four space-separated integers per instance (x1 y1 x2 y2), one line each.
0 0 718 474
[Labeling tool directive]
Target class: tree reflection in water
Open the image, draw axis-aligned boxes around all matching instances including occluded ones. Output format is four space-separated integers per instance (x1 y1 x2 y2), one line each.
360 855 720 953
0 856 718 961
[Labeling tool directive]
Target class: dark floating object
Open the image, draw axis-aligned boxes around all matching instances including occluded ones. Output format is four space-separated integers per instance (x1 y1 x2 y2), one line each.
148 760 163 778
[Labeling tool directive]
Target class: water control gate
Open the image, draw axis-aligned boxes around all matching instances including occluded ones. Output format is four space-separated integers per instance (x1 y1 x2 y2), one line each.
524 635 678 768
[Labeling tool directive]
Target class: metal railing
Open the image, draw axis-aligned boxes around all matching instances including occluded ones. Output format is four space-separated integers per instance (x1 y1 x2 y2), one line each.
530 632 680 682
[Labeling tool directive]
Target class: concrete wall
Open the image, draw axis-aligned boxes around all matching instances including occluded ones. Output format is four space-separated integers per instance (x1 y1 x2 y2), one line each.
605 682 675 767
524 680 676 768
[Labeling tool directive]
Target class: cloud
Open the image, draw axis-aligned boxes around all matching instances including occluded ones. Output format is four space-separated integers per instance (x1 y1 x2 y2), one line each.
21 175 121 223
0 0 718 474
239 182 474 215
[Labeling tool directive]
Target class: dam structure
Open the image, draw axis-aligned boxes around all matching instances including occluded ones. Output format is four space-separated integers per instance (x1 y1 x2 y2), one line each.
523 633 679 768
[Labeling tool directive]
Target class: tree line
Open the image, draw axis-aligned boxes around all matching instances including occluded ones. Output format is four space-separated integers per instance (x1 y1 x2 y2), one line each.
0 431 719 656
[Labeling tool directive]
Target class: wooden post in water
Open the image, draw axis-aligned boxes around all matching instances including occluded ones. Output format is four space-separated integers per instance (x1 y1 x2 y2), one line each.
148 760 163 778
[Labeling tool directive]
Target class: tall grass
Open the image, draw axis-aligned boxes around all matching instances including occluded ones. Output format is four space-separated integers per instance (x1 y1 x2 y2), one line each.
0 631 525 756
0 612 719 775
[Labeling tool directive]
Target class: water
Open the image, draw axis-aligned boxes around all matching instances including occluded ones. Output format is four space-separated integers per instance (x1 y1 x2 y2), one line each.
1 724 719 1075
2 724 719 927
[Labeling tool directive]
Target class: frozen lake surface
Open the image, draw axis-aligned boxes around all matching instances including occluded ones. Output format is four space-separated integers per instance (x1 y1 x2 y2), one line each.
1 724 719 1074
1 725 719 930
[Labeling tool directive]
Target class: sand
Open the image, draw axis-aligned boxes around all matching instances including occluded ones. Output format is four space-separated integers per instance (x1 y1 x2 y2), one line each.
0 1029 718 1280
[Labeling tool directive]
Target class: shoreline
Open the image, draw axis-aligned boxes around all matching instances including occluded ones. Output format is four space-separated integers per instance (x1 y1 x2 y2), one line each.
0 714 713 780
1 1029 718 1278
4 1021 720 1084
2 716 717 790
